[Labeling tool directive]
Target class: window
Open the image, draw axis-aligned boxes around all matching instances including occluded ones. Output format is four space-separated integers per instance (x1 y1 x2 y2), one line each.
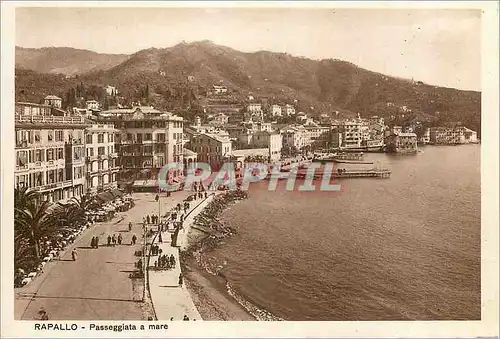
98 134 104 143
136 133 142 143
109 133 114 142
46 149 54 161
57 148 64 160
127 133 132 141
98 146 105 156
17 151 27 166
47 130 54 141
35 149 43 162
89 148 94 156
34 131 41 143
55 130 63 142
86 134 93 144
145 133 152 141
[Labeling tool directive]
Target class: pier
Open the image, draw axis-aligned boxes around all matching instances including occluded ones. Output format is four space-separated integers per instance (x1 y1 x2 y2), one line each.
292 169 391 179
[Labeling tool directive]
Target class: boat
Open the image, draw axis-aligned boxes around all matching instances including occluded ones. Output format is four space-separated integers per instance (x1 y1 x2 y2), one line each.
333 159 374 164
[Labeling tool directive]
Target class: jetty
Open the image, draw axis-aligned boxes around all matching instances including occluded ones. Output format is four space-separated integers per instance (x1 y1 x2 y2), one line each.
292 168 391 179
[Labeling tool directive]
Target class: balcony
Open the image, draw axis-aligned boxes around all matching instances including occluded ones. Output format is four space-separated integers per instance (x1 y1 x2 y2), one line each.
86 155 98 162
15 115 87 125
15 140 29 149
16 164 29 172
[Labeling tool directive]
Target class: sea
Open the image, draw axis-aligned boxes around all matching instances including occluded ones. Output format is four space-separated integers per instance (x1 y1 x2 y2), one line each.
200 145 481 321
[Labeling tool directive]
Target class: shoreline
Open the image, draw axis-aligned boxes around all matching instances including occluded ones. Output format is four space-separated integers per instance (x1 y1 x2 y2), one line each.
179 190 281 321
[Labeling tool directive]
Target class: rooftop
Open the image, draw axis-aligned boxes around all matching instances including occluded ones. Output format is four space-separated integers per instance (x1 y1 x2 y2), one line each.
44 95 62 100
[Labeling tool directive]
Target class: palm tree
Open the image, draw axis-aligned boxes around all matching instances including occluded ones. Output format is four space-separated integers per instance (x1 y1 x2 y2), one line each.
15 199 55 259
14 186 39 210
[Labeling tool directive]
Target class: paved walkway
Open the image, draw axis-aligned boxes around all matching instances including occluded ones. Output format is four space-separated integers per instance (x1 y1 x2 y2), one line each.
14 191 190 320
148 193 215 321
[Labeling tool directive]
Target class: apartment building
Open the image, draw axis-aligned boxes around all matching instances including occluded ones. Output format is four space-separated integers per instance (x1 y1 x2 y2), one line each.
97 109 185 179
15 102 89 202
238 131 283 161
283 104 296 116
340 120 363 148
385 132 418 153
44 95 63 109
85 124 120 194
429 127 465 145
188 133 232 170
270 104 282 117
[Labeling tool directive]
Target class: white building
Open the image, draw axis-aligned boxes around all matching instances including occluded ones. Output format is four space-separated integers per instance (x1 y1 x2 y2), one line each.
85 124 120 193
44 95 62 109
86 100 99 111
104 85 117 96
213 85 228 94
238 131 282 161
283 104 296 116
270 104 282 117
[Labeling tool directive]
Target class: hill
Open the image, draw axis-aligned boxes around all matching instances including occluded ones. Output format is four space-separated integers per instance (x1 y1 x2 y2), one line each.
15 46 129 75
15 41 481 134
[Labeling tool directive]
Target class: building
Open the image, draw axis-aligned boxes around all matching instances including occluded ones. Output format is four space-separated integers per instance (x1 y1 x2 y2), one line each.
270 104 282 117
237 131 282 162
280 125 306 151
209 113 229 126
212 85 228 95
385 132 418 153
99 106 163 118
319 114 331 125
340 120 363 148
283 104 296 116
429 127 466 145
44 95 63 109
15 102 89 202
104 85 117 96
419 128 431 144
188 133 232 170
97 109 185 180
85 124 120 194
461 127 478 143
86 100 99 111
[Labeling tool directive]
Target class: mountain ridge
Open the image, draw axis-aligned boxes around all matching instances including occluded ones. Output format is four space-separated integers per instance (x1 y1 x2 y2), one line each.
15 42 481 134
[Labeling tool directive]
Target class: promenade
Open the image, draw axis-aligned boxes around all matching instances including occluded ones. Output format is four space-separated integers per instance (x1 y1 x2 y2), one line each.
14 191 190 320
147 193 215 321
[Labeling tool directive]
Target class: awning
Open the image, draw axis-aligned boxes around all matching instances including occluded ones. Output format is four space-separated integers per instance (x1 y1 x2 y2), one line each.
132 179 158 187
96 191 114 202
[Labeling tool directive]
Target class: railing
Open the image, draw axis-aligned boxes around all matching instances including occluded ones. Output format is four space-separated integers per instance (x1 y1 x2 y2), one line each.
86 155 99 162
15 115 86 124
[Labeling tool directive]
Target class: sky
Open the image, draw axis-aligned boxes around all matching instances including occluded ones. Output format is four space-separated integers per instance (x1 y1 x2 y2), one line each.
15 6 481 91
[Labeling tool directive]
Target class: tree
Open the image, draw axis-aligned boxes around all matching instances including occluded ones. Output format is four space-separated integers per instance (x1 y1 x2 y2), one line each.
15 199 55 259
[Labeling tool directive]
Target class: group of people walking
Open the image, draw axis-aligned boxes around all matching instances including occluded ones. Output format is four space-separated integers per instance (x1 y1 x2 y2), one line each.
105 234 124 246
90 236 100 248
144 214 160 225
154 253 176 270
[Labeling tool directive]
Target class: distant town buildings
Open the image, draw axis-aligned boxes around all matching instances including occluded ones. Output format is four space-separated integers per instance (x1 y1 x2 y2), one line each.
385 132 418 153
429 126 478 145
104 85 117 96
44 95 63 109
270 104 282 117
86 100 99 111
212 85 228 95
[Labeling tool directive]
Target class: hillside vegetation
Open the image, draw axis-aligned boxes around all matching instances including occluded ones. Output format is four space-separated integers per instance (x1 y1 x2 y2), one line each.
15 41 481 134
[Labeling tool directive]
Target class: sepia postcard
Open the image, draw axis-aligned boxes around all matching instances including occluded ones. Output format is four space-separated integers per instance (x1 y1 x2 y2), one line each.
1 1 498 338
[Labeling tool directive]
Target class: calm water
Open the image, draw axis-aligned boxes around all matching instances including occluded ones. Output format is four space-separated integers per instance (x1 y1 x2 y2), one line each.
203 145 481 320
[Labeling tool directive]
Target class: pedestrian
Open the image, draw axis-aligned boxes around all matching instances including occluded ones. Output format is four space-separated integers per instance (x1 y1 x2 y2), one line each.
95 236 99 248
154 260 157 268
90 236 95 249
178 273 183 286
37 307 49 321
170 317 174 321
158 248 162 256
118 234 123 245
204 192 208 199
112 234 117 246
146 215 150 224
71 248 78 261
107 235 112 246
129 222 132 231
131 234 137 245
183 315 189 321
158 233 163 243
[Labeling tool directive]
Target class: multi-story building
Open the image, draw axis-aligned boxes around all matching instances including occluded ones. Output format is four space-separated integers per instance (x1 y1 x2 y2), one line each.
97 109 185 179
85 124 120 194
237 131 282 161
340 120 363 148
44 95 63 109
188 133 232 170
104 85 117 96
319 114 331 125
270 104 282 117
15 102 89 202
385 132 418 153
281 125 305 151
209 113 229 126
246 103 264 122
283 104 296 116
212 85 228 95
461 127 478 143
419 128 431 144
429 127 466 145
86 100 99 111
